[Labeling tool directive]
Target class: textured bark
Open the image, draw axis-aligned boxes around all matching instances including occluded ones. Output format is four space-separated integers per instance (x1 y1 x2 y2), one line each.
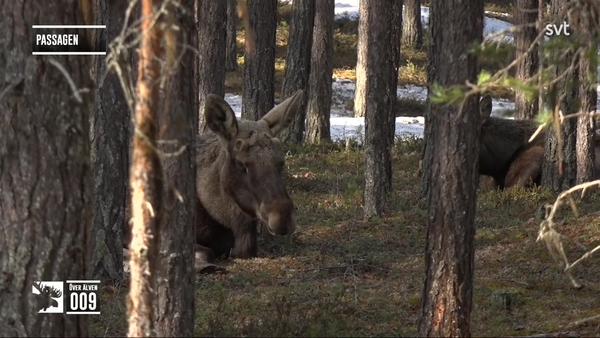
279 0 315 144
402 0 423 48
90 0 129 284
197 0 226 131
305 0 335 144
541 0 577 191
242 0 277 121
0 1 93 336
417 0 483 336
127 0 164 336
153 1 197 336
357 0 401 218
225 0 238 71
514 0 539 119
575 30 597 183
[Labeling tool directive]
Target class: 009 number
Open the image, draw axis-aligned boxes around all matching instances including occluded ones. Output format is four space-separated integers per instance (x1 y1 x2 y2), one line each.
70 292 97 311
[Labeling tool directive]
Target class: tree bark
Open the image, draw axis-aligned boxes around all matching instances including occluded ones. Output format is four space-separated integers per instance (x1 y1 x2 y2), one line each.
127 0 164 336
225 0 239 71
305 0 335 144
575 27 597 183
541 0 578 191
153 1 197 335
514 0 539 119
242 0 277 121
417 0 483 336
357 0 401 218
197 0 226 131
402 0 423 48
0 2 93 336
90 0 130 284
279 0 315 144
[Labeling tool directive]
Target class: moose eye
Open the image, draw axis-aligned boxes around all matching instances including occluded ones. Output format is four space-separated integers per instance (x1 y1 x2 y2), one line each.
235 159 248 173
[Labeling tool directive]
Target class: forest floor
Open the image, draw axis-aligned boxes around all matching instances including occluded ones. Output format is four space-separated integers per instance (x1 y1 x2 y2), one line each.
92 141 600 336
90 2 600 336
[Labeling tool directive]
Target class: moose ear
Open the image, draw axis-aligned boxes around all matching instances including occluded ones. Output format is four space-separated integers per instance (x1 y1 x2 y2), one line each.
479 94 493 123
205 94 239 145
260 90 304 137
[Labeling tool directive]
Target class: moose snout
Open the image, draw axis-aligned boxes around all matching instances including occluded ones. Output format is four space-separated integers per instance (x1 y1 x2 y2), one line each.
259 200 295 236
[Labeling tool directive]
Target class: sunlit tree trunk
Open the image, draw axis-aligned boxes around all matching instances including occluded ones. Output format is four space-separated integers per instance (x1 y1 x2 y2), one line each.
127 0 164 336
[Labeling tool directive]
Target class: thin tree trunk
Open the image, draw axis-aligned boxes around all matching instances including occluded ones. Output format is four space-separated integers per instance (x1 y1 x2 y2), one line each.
197 0 227 131
575 35 597 183
402 0 423 48
91 0 129 284
127 0 164 336
153 0 197 335
417 0 483 336
242 0 277 121
0 1 93 336
279 0 315 144
541 0 578 191
357 0 401 217
514 0 539 119
306 0 335 144
225 0 239 71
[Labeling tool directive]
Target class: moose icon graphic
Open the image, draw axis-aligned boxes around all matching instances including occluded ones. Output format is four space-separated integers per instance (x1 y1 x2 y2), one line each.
32 281 64 313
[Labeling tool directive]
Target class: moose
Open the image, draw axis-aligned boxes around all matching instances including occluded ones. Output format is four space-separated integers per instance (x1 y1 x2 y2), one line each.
194 90 304 263
478 94 600 188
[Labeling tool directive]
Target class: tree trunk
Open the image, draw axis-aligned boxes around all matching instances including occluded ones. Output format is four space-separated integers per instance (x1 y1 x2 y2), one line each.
357 0 401 218
242 0 277 121
127 0 164 336
514 0 539 119
90 0 130 284
197 0 227 131
541 0 578 191
279 0 315 144
417 0 483 336
402 0 423 48
575 26 598 183
225 0 239 71
305 0 335 144
152 1 198 336
0 2 93 336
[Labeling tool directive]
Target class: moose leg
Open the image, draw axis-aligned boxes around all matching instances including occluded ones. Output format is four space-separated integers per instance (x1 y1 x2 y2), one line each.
504 145 544 188
231 222 258 259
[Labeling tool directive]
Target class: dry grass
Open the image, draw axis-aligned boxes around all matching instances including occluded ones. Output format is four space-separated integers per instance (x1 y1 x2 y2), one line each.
90 140 600 337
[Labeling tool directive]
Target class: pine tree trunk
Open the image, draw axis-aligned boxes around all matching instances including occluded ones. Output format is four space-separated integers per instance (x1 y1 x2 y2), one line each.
417 0 483 336
514 0 539 119
279 0 315 144
357 0 401 218
127 0 164 336
242 0 277 121
197 0 226 131
575 27 598 183
153 1 197 335
90 0 130 284
0 2 93 336
541 0 578 191
225 0 239 71
305 0 335 144
402 0 423 48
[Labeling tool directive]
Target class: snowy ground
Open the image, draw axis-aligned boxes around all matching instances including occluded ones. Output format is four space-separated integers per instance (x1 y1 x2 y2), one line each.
225 1 600 142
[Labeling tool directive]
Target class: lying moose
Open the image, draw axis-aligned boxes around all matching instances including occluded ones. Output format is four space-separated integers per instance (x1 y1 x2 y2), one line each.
194 90 304 264
478 94 600 188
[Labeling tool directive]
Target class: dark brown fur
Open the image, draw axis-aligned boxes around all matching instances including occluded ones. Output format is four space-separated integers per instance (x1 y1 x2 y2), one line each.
479 94 600 189
195 91 304 262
